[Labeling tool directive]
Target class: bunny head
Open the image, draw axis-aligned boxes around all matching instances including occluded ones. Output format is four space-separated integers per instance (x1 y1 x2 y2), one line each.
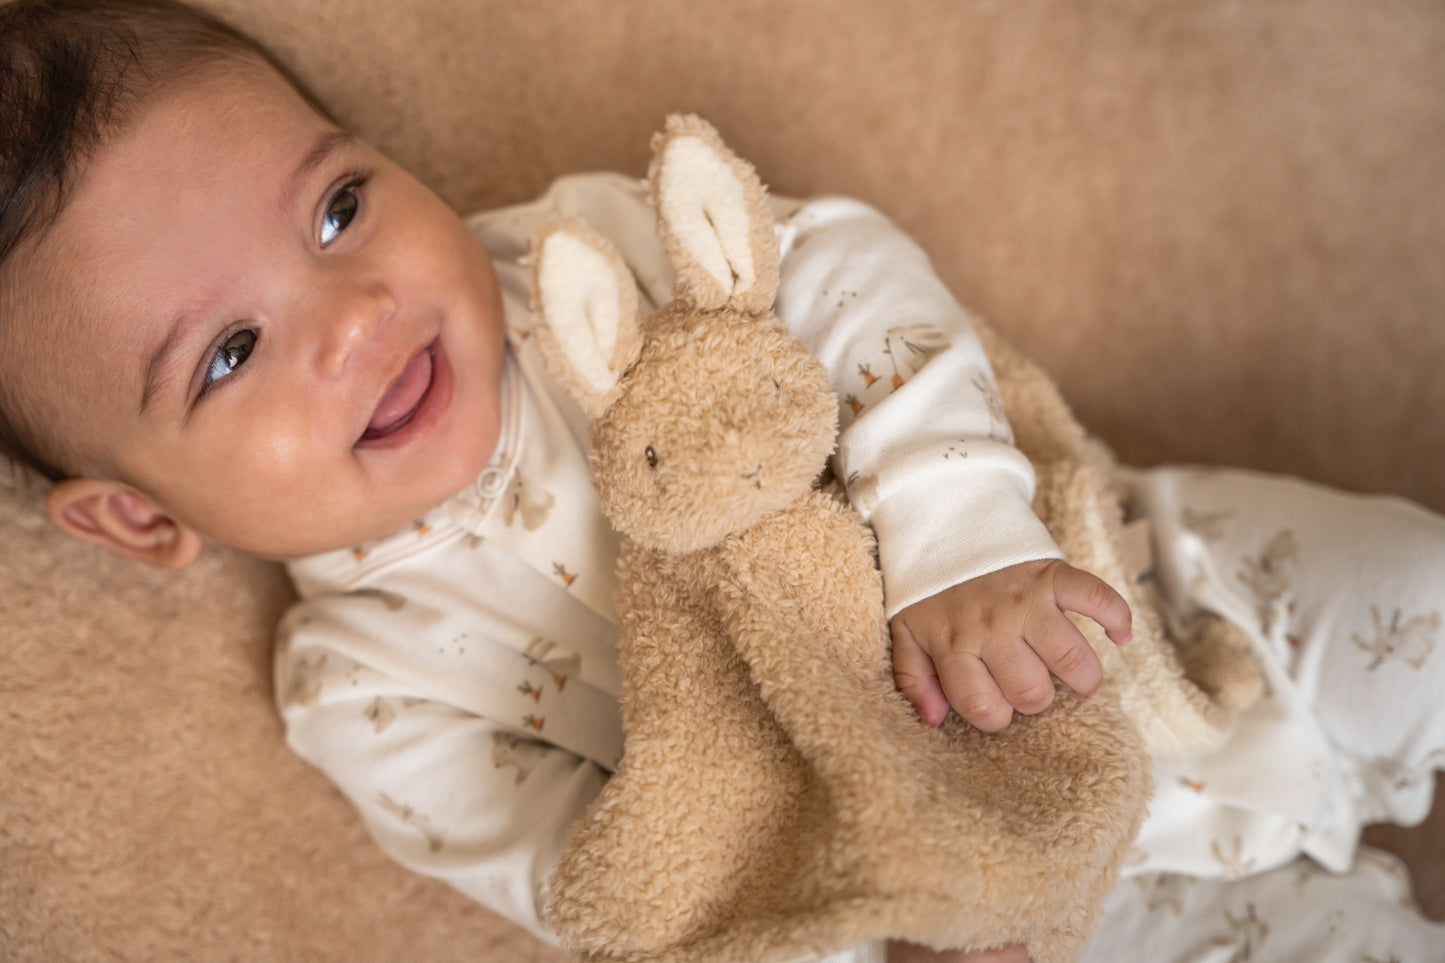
529 116 839 554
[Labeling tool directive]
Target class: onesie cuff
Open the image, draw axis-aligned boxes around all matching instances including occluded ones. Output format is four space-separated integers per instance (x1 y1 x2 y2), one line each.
862 442 1065 618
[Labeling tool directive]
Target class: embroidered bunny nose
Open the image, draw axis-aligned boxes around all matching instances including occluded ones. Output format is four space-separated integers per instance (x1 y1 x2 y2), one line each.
742 465 764 489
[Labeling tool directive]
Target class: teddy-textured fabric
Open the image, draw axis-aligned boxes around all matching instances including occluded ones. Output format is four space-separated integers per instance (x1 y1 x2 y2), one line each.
527 116 1267 962
3 2 1443 961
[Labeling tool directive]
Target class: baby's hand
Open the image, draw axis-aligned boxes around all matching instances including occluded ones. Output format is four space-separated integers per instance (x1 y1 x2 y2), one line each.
890 559 1132 731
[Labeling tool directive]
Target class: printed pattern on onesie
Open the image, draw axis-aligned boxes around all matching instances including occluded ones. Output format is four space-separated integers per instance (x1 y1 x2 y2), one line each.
1121 465 1445 881
276 323 630 886
1083 846 1445 963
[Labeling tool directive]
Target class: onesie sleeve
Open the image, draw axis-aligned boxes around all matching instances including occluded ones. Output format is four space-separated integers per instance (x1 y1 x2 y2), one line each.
772 198 1064 617
483 176 1063 617
274 601 605 946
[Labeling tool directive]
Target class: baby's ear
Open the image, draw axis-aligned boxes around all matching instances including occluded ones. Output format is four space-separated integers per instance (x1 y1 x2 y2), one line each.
647 114 780 315
46 479 204 568
528 219 644 420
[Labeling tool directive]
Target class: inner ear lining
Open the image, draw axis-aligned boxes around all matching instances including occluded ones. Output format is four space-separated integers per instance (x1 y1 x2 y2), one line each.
702 208 742 287
659 136 758 295
537 232 627 396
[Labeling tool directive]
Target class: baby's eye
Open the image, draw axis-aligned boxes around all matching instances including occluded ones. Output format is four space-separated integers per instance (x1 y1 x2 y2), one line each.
319 181 361 247
201 329 257 393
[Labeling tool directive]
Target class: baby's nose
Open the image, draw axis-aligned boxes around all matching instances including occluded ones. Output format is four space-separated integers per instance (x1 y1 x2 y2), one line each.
316 282 396 377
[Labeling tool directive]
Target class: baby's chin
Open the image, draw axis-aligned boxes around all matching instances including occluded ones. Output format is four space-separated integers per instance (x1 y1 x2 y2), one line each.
206 488 451 561
308 464 496 557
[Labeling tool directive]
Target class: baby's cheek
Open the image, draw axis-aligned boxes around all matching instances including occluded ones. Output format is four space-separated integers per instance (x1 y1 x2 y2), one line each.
222 416 339 510
255 423 315 474
243 415 343 492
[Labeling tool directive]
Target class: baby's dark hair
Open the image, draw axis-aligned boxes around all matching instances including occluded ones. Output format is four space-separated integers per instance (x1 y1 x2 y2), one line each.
0 0 326 483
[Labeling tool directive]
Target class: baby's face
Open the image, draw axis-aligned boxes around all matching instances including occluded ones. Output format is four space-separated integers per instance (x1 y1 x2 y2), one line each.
23 61 507 558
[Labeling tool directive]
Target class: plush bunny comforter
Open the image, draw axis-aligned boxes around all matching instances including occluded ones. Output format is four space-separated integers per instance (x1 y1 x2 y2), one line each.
528 116 1261 963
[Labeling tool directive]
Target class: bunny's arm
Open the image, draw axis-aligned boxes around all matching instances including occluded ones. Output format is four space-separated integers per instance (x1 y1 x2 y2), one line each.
772 198 1065 619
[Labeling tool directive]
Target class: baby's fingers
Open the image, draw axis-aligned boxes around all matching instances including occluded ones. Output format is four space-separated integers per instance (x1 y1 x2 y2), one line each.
892 626 952 728
1024 613 1104 700
935 651 1016 733
1051 565 1133 646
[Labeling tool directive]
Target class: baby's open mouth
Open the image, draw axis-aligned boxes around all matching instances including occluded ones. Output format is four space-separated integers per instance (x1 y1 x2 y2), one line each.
361 343 436 442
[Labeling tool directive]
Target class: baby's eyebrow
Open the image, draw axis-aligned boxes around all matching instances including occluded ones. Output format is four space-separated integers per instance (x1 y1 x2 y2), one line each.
139 308 201 415
279 129 355 215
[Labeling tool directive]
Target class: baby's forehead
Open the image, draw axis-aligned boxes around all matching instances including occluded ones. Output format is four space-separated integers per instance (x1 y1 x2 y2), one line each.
15 56 331 270
6 59 348 397
0 241 115 480
42 61 344 260
129 56 335 151
1 220 139 387
0 204 209 482
0 224 84 360
16 57 348 309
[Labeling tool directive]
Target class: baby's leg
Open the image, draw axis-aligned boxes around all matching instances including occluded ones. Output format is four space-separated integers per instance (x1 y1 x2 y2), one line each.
1082 847 1445 962
1130 466 1445 830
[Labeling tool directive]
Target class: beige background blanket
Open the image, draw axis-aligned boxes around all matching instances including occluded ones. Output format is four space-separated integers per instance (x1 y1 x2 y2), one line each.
3 1 1442 959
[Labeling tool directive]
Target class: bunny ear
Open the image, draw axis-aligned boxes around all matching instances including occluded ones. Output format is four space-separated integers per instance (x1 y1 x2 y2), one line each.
648 114 780 315
528 219 643 419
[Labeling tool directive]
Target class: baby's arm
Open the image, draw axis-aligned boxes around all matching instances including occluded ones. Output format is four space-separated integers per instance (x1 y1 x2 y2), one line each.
773 198 1128 730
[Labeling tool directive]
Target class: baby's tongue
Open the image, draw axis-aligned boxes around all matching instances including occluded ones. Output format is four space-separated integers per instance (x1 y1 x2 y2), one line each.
367 349 433 435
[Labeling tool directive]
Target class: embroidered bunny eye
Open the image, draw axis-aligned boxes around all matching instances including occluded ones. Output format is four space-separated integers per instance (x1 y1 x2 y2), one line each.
645 446 659 468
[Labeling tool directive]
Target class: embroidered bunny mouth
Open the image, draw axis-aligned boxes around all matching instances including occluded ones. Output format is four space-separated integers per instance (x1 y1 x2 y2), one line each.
359 341 439 444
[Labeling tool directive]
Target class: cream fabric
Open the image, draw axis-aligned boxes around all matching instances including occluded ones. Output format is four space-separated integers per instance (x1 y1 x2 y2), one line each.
1125 468 1445 881
1084 847 1445 962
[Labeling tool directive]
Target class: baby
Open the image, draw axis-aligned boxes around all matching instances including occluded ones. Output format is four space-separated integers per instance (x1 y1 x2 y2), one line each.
4 2 1443 962
0 1 1126 959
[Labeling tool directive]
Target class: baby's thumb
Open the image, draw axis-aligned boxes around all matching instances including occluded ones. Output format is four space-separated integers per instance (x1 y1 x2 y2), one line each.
1054 566 1133 646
